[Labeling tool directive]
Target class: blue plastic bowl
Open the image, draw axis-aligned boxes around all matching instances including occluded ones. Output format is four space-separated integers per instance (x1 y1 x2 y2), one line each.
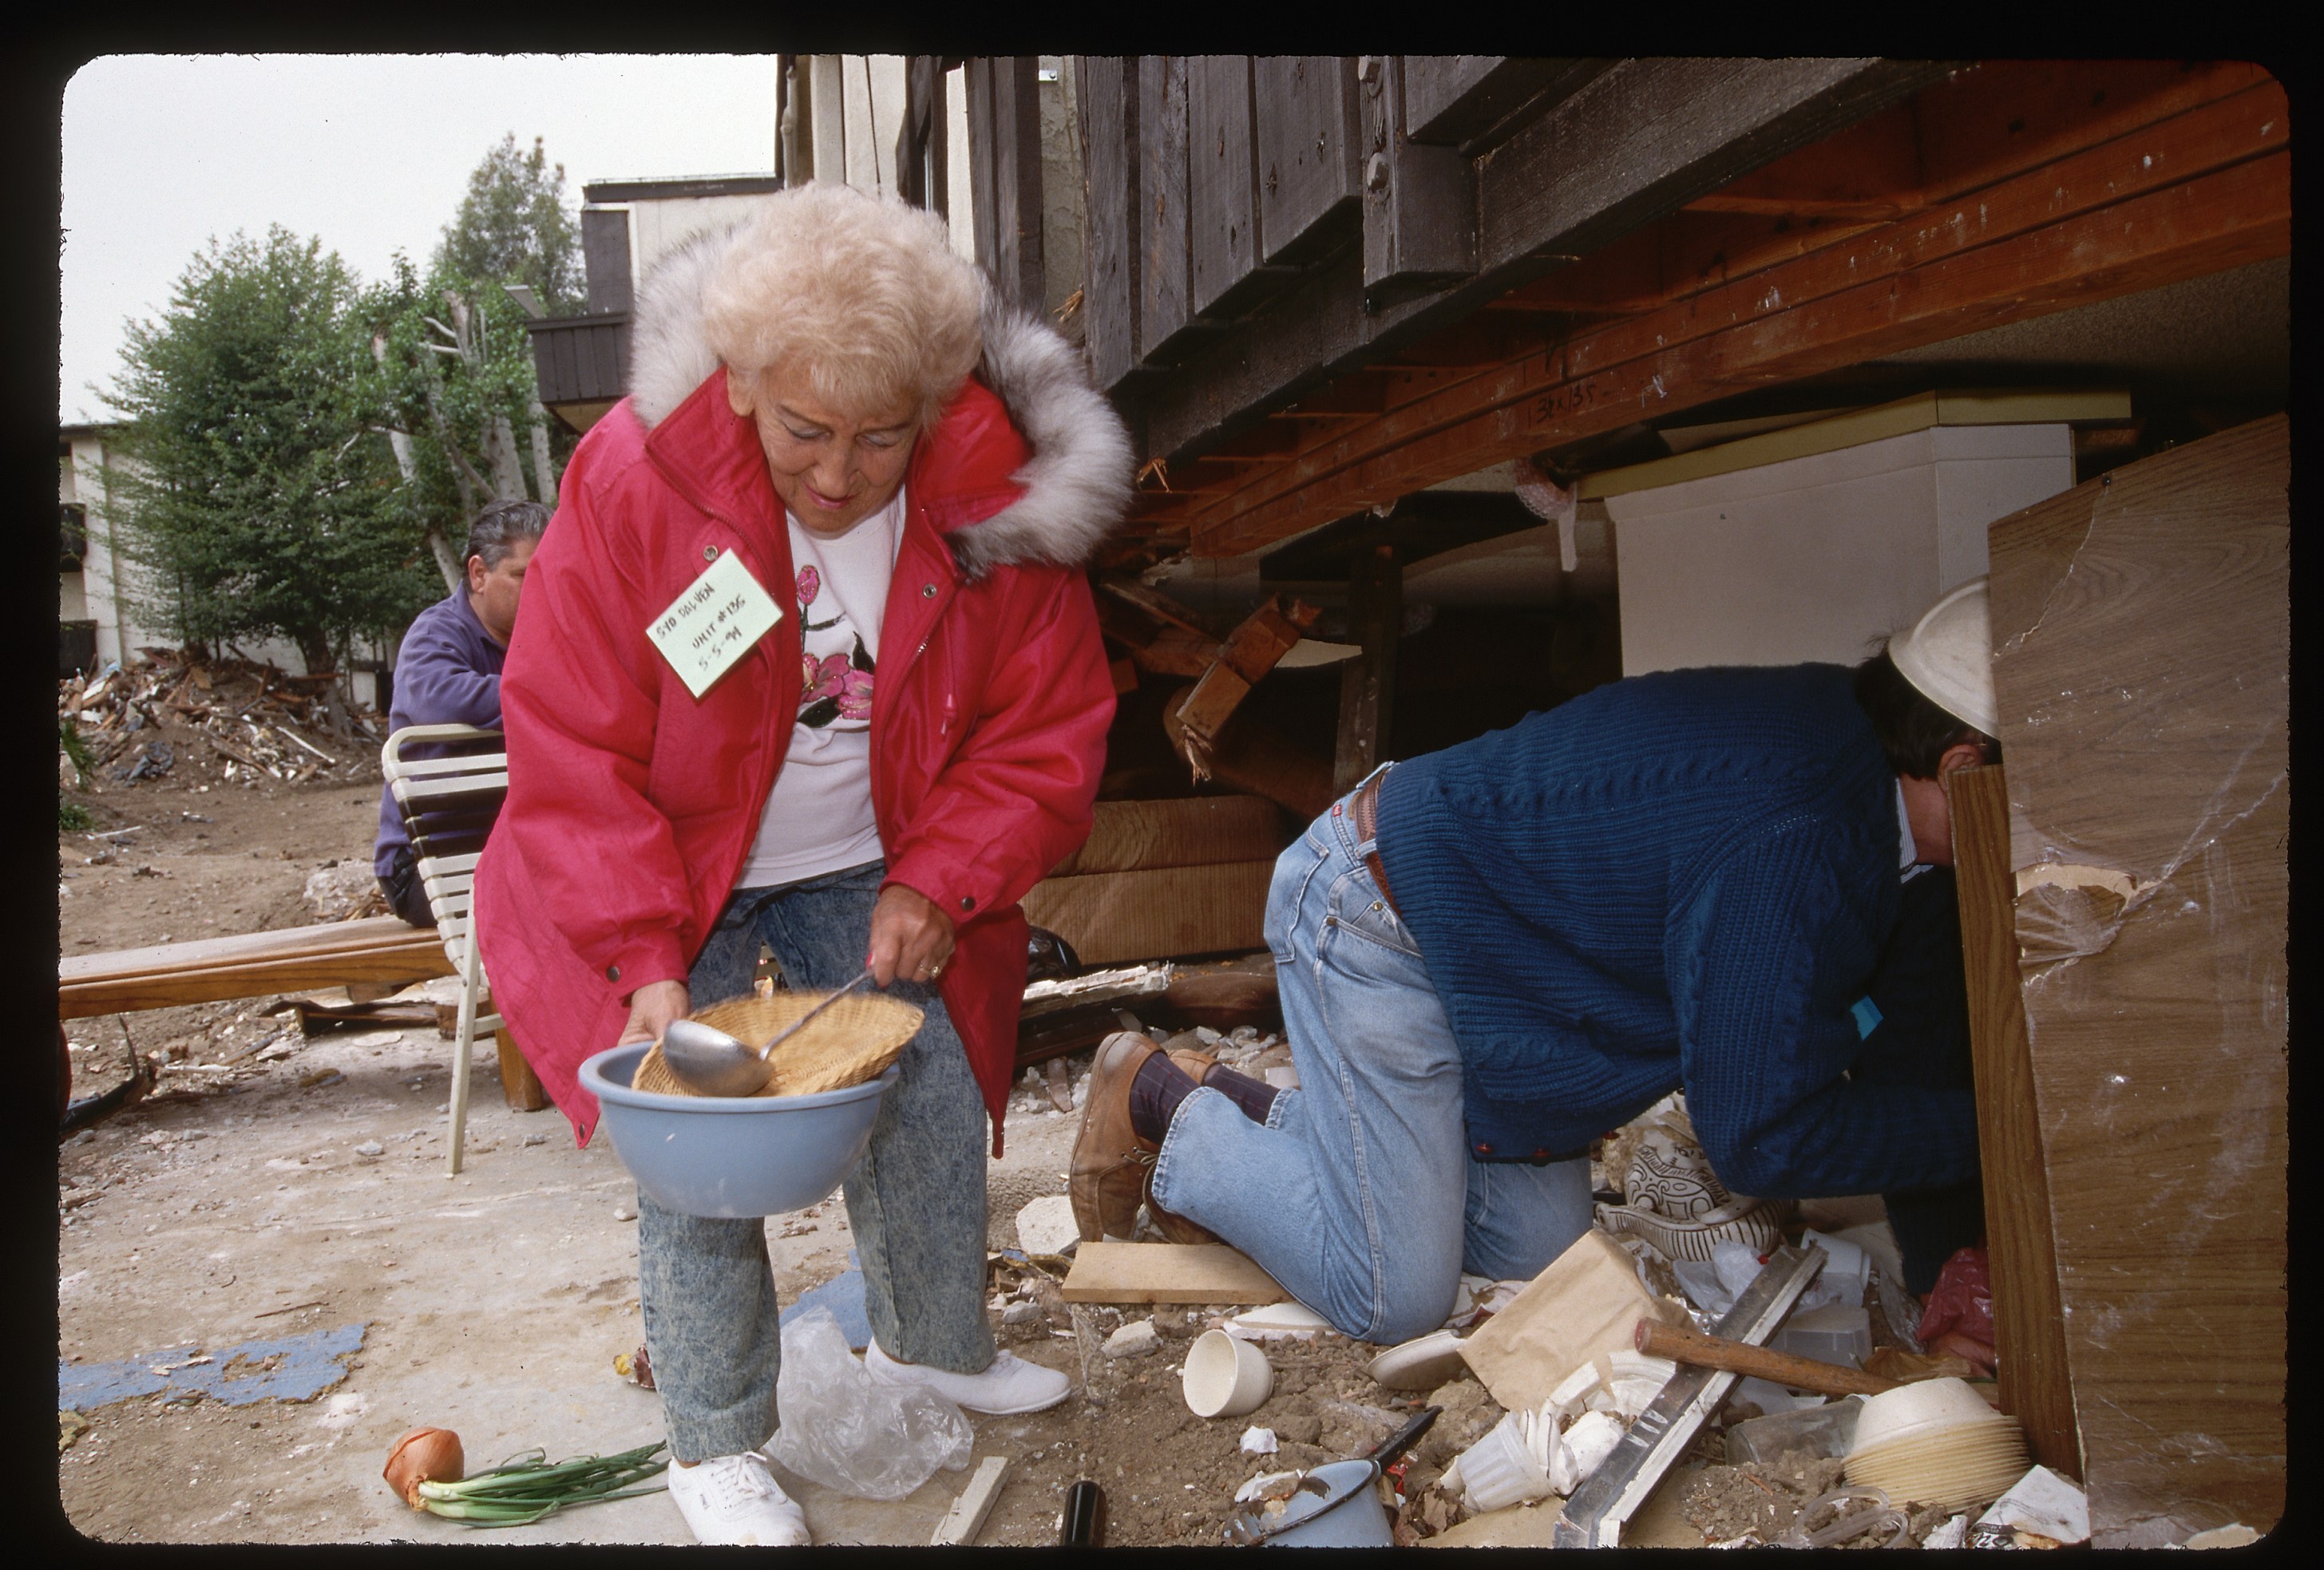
580 1043 899 1219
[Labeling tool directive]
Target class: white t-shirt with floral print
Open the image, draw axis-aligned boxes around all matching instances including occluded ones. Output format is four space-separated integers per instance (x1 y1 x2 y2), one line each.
734 487 905 889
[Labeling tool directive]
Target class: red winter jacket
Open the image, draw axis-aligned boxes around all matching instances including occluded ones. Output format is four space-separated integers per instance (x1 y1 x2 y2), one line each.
473 253 1129 1151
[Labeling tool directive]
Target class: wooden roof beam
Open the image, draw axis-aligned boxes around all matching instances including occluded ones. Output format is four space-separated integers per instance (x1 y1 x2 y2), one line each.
1131 57 1949 464
1189 83 2287 556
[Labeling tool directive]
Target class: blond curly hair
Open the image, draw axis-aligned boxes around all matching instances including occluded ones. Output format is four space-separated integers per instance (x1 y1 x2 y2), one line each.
699 181 988 430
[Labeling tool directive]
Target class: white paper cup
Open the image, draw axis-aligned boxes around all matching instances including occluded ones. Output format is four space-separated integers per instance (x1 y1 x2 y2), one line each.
1455 1411 1555 1513
1184 1329 1273 1418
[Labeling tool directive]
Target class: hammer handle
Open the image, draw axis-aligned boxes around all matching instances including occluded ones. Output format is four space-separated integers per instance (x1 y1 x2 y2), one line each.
1634 1319 1897 1398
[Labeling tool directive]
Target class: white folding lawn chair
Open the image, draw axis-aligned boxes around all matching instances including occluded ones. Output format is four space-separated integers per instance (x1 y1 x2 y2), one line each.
382 723 509 1177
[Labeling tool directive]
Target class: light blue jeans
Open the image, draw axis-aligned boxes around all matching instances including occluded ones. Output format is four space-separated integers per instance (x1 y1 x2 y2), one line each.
636 860 993 1461
1150 770 1595 1344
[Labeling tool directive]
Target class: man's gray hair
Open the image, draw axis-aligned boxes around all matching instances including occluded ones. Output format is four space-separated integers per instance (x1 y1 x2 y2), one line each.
465 499 551 571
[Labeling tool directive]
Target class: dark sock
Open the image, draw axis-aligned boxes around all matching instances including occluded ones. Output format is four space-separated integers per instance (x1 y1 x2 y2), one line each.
1126 1051 1199 1143
1199 1063 1281 1125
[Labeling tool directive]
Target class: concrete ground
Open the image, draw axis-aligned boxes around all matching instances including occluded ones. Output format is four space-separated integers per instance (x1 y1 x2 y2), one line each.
56 978 1090 1546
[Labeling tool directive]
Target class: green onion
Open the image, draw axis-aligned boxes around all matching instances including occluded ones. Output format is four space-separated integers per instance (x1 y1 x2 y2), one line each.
414 1440 668 1526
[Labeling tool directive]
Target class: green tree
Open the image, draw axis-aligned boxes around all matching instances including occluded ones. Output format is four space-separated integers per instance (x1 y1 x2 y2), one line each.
101 227 440 678
361 133 584 583
362 251 568 589
435 132 584 315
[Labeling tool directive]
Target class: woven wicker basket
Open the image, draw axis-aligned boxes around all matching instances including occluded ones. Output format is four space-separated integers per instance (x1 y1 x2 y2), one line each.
632 990 923 1099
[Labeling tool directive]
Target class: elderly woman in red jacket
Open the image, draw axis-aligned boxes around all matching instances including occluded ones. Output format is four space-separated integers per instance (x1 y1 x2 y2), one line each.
473 183 1126 1546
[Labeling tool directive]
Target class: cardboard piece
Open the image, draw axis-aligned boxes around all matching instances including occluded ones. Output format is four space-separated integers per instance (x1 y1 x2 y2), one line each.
1416 1500 1563 1548
1023 861 1274 965
1457 1229 1693 1414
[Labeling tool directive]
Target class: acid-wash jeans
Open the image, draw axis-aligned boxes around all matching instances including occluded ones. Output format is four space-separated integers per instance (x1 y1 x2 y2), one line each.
635 860 993 1462
1150 769 1596 1345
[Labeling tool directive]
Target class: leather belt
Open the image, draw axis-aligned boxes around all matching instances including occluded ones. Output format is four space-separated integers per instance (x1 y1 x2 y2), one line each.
1344 770 1400 919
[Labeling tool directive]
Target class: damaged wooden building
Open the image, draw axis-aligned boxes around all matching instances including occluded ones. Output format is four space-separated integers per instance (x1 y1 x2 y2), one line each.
524 56 2287 1546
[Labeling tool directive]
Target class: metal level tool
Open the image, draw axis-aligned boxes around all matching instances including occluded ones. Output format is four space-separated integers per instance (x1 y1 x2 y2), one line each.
1554 1242 1829 1548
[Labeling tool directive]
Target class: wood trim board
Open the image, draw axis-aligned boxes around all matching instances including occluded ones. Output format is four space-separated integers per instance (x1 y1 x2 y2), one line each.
1061 1241 1288 1303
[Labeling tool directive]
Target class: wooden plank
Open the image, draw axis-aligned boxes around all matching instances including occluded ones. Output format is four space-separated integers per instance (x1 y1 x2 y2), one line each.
1075 55 1139 393
1188 55 1265 319
1061 1240 1287 1304
1136 56 1198 363
1400 55 1602 149
1121 625 1217 678
991 56 1045 311
61 946 456 1019
61 916 447 984
1681 96 1926 218
1048 794 1289 878
1022 861 1275 967
895 55 931 207
930 1455 1010 1545
1170 595 1320 768
1253 55 1360 267
1161 701 1337 822
1398 55 1502 144
964 57 998 275
1985 417 2287 1544
1912 59 2275 204
1560 81 2289 380
1097 575 1214 637
1193 115 2288 556
1333 543 1400 793
1364 54 1477 304
495 1026 552 1112
1947 765 2079 1481
1471 57 1934 279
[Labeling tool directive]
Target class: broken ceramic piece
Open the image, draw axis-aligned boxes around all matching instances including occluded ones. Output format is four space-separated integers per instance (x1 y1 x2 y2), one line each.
1366 1328 1467 1392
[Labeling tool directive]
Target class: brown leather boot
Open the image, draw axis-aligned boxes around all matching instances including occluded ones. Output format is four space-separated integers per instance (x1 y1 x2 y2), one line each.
1068 1032 1163 1243
1146 1048 1222 1245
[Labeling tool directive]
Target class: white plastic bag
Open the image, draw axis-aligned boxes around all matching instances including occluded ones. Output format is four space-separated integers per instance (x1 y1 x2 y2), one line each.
766 1306 973 1500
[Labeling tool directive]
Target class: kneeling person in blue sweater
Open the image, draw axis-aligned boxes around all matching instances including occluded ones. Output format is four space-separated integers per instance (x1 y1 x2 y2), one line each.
1071 579 1998 1343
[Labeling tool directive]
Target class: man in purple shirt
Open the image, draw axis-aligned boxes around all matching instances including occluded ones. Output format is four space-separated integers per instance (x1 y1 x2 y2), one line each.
374 500 549 926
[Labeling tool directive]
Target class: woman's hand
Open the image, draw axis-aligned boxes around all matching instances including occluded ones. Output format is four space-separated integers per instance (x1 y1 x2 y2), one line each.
617 979 691 1046
868 883 956 988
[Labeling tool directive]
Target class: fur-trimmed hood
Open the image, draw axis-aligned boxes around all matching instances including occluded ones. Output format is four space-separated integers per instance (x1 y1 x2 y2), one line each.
625 222 1132 578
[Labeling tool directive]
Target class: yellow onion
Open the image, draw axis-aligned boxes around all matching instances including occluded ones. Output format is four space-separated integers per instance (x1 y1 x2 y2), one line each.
384 1426 465 1507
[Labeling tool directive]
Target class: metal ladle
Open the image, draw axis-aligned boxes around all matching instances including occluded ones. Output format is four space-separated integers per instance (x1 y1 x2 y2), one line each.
657 968 878 1097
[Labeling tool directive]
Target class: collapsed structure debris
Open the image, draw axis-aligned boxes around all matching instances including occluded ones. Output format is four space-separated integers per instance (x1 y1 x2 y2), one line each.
60 651 381 794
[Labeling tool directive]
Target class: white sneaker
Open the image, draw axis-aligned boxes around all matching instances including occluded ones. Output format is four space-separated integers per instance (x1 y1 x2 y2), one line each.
666 1450 810 1547
864 1340 1072 1414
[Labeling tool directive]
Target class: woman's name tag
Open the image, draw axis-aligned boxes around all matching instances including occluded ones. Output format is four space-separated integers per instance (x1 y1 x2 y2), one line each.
647 549 784 698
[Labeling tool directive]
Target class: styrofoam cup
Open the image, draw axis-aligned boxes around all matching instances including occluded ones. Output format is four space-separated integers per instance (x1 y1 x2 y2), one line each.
1455 1411 1555 1513
1185 1329 1273 1418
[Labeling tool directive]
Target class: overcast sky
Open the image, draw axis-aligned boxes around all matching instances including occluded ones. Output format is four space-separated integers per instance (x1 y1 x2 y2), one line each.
59 54 781 425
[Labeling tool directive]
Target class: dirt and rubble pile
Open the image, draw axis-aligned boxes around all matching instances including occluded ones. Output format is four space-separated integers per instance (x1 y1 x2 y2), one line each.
61 651 383 797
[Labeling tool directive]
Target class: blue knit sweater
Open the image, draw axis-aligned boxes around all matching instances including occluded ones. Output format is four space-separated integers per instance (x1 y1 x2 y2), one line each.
1376 663 1981 1199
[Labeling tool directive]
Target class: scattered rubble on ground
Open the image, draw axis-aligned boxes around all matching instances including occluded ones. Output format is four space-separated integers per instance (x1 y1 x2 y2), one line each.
60 651 380 798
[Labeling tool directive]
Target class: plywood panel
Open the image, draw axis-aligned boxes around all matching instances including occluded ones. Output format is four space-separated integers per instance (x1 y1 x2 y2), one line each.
1023 860 1273 965
1985 413 2287 1545
1947 765 2078 1479
1048 795 1289 878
